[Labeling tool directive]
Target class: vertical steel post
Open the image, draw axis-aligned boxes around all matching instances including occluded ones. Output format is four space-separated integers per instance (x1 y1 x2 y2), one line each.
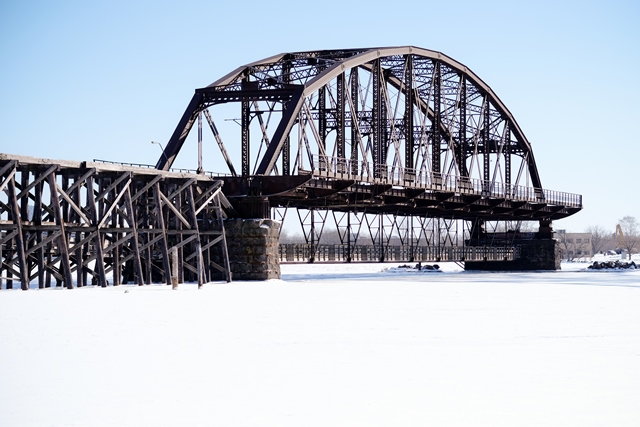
241 99 250 176
378 214 384 262
346 212 352 263
504 124 511 192
336 72 346 164
372 59 381 178
409 215 414 262
483 97 491 184
309 208 315 263
318 86 326 156
404 55 414 173
350 68 359 175
457 76 467 176
282 60 291 176
380 69 388 171
197 111 203 173
432 61 441 176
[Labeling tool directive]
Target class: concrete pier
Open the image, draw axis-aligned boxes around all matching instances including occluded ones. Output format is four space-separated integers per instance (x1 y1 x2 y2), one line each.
465 238 561 271
223 218 281 280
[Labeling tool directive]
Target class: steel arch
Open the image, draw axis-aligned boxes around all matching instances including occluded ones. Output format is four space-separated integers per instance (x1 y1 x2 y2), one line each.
155 46 581 222
157 46 540 186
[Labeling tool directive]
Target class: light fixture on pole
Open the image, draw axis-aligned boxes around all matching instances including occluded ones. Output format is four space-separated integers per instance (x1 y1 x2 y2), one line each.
151 141 169 167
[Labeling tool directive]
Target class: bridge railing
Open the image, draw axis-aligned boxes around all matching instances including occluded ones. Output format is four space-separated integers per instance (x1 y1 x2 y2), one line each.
92 159 234 178
278 243 520 263
311 155 582 208
540 189 582 208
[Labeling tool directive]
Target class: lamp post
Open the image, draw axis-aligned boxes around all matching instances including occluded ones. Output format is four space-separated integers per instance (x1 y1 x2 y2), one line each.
151 141 169 168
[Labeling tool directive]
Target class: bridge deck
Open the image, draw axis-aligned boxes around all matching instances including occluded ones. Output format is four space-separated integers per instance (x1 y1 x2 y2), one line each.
223 154 581 222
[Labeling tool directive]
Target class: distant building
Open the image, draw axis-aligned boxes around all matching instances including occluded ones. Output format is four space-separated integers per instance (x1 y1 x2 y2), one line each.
555 230 593 260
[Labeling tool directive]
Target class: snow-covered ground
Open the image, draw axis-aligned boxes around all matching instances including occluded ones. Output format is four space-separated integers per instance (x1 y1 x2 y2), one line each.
1 262 639 427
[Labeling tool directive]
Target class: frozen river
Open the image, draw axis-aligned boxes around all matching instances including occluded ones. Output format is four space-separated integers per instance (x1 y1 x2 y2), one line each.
1 262 639 426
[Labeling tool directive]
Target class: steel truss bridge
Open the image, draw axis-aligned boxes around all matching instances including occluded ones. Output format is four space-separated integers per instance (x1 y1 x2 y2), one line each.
154 46 582 260
0 47 584 289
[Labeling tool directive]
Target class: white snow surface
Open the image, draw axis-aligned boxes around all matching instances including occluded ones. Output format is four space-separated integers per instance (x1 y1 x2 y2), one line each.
1 262 639 427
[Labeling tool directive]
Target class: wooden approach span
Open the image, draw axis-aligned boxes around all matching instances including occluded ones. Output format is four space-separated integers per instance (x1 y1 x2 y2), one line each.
0 153 232 290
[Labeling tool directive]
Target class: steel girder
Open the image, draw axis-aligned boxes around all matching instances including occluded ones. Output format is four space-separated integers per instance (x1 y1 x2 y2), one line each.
156 46 581 222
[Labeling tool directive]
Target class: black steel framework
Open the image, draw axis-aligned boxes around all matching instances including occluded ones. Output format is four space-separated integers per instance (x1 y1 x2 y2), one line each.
155 46 582 222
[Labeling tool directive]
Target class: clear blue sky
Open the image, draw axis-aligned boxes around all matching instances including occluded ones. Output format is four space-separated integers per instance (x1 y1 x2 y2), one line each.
1 0 638 233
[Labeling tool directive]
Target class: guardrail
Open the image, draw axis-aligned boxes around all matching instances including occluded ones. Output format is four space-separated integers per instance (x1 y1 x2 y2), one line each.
311 154 582 208
91 156 582 209
92 159 233 178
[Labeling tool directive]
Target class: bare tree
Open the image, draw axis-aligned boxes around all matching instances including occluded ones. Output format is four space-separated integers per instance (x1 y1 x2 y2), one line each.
556 230 591 261
279 228 305 243
557 231 570 260
585 225 607 255
574 239 590 260
556 230 579 260
617 216 639 256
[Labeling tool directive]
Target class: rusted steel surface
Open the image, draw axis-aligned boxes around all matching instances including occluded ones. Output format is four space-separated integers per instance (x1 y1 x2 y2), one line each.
156 46 582 222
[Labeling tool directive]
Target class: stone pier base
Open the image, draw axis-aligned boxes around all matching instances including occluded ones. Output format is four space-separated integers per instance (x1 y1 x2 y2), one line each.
465 239 561 271
223 218 281 280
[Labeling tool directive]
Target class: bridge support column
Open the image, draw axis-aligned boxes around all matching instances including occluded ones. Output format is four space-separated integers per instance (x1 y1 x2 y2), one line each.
223 218 281 280
221 197 280 280
465 239 560 271
465 220 561 271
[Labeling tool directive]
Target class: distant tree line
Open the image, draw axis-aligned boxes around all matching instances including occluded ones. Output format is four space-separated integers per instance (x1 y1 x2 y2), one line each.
586 216 639 255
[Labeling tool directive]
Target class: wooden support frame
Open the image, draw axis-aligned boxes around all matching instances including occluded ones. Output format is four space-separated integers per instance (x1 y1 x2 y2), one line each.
0 155 232 290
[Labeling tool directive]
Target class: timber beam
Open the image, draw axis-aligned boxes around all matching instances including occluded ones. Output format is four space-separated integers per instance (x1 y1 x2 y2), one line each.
0 154 232 290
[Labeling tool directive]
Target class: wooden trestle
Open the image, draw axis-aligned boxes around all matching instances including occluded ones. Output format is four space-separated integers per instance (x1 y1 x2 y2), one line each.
0 154 232 290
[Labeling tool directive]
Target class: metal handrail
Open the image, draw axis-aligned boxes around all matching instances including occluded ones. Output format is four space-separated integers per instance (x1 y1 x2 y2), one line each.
92 159 232 178
311 154 582 208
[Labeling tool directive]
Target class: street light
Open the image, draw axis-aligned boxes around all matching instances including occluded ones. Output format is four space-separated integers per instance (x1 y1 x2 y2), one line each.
151 141 169 167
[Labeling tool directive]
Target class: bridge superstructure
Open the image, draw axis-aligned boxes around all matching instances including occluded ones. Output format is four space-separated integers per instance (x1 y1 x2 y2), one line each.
156 46 582 224
0 47 584 288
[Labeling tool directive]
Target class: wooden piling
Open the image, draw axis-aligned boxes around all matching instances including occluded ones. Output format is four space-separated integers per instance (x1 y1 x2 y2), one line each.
171 247 179 289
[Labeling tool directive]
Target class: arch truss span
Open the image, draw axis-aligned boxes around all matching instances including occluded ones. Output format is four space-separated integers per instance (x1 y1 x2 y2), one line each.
157 46 582 222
